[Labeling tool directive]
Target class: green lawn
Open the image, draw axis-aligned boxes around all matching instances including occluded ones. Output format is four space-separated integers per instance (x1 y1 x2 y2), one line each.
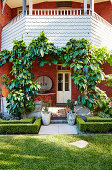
0 135 112 170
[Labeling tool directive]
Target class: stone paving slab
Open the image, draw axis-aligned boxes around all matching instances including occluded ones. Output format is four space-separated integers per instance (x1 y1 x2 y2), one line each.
39 124 78 135
70 140 89 148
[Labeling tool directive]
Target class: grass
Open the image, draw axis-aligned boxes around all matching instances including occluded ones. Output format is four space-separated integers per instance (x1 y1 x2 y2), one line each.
0 134 111 169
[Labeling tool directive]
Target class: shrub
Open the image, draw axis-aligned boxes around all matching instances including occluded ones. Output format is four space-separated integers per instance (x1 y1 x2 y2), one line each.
0 124 38 134
98 112 111 118
0 117 35 124
76 116 112 133
0 118 41 134
34 118 41 132
86 116 112 122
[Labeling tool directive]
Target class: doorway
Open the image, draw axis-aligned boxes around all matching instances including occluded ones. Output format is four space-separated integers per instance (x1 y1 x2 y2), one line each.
57 72 71 103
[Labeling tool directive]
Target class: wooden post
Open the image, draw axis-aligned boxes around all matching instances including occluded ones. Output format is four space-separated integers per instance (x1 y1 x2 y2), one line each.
23 0 26 16
29 0 33 15
2 0 6 14
84 0 87 15
90 0 94 15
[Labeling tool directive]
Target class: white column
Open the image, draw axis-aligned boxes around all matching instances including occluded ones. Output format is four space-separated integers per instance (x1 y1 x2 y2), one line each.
23 0 26 16
29 0 33 15
2 0 6 14
90 0 94 15
84 0 87 15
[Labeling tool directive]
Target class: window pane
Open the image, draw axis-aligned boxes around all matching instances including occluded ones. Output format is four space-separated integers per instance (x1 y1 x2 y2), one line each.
65 73 69 82
65 74 69 91
65 83 69 91
58 74 63 91
58 65 61 70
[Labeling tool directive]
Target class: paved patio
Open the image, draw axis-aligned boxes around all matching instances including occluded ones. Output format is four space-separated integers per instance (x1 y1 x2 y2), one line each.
39 124 78 135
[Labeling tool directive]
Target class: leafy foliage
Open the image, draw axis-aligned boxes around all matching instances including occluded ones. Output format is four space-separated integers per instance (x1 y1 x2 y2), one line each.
0 40 40 117
98 112 111 118
41 99 51 112
66 99 74 112
0 32 112 116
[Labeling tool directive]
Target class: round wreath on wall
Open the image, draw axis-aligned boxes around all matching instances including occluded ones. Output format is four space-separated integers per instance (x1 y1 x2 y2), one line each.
37 76 53 93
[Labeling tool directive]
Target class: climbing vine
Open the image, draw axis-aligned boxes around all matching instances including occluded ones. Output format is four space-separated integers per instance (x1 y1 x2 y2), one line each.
0 32 112 117
0 40 40 118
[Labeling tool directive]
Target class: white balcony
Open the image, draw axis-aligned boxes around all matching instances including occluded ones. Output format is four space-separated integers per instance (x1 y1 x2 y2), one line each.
1 9 112 50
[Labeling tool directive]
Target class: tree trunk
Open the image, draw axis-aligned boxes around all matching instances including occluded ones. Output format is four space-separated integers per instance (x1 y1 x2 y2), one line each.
23 112 26 119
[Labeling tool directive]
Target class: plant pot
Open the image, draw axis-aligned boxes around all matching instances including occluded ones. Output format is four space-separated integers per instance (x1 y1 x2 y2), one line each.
67 110 76 125
41 111 51 126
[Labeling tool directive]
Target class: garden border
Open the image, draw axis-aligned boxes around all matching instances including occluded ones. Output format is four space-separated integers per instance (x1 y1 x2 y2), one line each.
76 116 112 133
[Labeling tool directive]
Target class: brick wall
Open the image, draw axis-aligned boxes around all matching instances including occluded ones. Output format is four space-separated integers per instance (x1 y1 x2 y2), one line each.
98 63 112 97
33 61 57 93
33 61 81 102
0 63 12 97
95 1 112 24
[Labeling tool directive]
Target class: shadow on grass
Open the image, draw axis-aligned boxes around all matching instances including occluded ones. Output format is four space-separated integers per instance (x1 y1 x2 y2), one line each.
0 135 111 169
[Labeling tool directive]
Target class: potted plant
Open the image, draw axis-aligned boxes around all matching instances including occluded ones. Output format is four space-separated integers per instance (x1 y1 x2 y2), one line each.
66 99 76 125
41 99 51 125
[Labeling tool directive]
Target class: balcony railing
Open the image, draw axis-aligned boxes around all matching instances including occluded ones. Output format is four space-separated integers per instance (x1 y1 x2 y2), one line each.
2 8 91 30
1 9 112 51
2 12 23 30
26 8 91 16
93 12 112 29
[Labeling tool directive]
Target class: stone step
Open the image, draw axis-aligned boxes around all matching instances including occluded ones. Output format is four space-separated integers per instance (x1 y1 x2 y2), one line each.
51 117 67 124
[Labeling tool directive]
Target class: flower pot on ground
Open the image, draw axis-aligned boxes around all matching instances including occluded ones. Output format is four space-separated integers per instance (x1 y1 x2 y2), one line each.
67 110 76 125
41 99 51 126
66 99 76 125
41 111 51 126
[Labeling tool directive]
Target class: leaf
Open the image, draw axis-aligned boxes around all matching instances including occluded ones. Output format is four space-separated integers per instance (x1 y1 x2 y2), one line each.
40 61 45 67
83 65 88 73
70 63 75 68
77 95 81 103
40 49 44 57
52 60 58 65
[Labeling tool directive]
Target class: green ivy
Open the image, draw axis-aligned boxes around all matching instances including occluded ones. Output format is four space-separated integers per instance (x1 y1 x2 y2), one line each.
0 32 112 116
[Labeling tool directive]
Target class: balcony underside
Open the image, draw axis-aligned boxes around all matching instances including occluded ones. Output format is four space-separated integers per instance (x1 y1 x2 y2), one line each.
5 0 109 8
1 12 112 50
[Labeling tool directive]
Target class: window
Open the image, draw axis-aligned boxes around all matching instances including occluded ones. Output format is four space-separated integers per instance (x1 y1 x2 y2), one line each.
57 65 70 71
56 2 72 8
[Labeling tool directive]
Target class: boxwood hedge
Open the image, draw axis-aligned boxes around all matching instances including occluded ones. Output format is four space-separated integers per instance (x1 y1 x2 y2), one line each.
86 117 112 122
0 117 35 124
76 116 112 133
0 118 41 134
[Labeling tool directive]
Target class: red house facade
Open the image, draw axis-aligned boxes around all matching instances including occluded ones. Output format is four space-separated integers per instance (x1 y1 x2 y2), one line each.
0 0 112 113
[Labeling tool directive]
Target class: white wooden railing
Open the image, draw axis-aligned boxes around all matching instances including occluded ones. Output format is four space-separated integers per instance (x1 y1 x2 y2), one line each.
2 12 23 31
26 8 91 16
93 12 112 29
2 8 91 30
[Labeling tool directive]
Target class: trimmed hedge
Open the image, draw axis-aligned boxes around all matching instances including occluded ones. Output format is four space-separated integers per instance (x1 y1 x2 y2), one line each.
86 117 112 122
0 118 41 134
76 116 112 133
0 117 35 124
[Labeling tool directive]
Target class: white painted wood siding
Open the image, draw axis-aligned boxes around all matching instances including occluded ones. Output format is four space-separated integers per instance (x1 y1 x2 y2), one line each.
1 14 112 51
25 15 91 47
1 15 91 50
1 17 26 51
91 14 112 50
